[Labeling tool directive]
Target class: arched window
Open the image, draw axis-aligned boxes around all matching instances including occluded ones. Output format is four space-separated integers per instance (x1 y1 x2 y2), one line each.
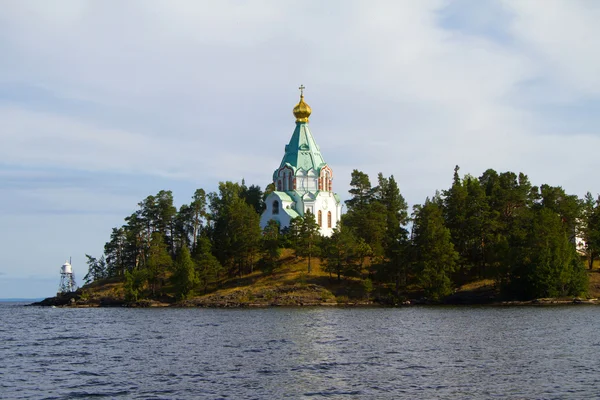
327 211 332 228
273 200 280 215
318 210 322 226
288 174 293 191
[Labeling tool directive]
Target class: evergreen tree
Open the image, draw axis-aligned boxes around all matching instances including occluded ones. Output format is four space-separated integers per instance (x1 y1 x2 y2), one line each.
260 220 281 273
322 224 370 281
83 254 106 284
343 171 386 258
192 235 223 293
296 211 321 273
171 245 199 300
241 183 265 214
104 227 127 277
412 199 459 300
345 169 374 211
505 207 588 299
442 167 491 281
124 268 148 302
210 182 261 276
146 232 173 297
283 217 302 255
580 193 600 270
374 173 409 290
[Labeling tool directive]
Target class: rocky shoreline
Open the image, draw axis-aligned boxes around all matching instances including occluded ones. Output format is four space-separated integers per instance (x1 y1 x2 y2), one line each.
30 290 599 309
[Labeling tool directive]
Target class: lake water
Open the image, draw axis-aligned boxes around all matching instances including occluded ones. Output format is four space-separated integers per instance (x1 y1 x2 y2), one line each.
1 303 599 399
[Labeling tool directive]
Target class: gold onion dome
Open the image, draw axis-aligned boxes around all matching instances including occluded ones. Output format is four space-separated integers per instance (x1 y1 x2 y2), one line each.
293 85 312 123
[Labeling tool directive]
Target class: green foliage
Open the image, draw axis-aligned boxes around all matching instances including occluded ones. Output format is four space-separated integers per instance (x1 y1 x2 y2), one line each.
345 169 374 211
171 245 199 300
240 182 265 214
580 192 600 270
124 268 148 302
92 165 596 304
260 220 281 273
504 207 588 299
412 199 459 300
321 224 370 281
193 235 223 293
210 181 262 276
83 254 107 284
362 278 373 300
295 211 321 273
146 232 173 297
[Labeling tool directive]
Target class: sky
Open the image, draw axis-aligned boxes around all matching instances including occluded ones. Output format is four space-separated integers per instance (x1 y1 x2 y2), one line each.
1 0 600 298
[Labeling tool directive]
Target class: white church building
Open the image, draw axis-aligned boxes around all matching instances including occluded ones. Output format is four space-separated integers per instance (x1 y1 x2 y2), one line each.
260 87 342 236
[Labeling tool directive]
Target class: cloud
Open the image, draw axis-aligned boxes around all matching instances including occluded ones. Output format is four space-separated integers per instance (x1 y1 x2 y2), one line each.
1 1 600 296
503 0 600 99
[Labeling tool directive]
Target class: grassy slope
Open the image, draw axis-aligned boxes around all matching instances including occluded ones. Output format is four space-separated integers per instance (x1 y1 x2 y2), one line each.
184 249 371 306
77 252 600 307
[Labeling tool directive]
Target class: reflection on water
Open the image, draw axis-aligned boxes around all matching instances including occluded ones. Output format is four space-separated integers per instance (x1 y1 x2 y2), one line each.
1 304 599 399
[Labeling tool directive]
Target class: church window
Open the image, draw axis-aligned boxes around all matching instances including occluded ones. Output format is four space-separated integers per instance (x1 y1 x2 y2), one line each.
273 200 280 215
327 211 332 228
288 175 293 191
318 210 322 227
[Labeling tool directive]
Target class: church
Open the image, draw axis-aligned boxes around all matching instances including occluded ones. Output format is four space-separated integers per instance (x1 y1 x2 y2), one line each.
260 86 342 236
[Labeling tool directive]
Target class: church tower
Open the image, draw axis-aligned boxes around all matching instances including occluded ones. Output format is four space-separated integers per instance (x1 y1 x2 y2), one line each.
260 86 342 236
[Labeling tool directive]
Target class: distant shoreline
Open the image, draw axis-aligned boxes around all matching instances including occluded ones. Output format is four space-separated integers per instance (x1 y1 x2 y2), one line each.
29 293 599 308
1 298 44 302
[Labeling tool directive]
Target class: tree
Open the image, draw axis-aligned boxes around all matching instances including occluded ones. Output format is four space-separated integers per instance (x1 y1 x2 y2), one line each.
284 216 303 255
124 268 148 302
412 199 459 300
580 193 600 270
104 227 127 277
322 224 371 281
260 220 281 273
146 232 173 297
296 211 321 273
345 169 374 211
241 183 265 214
193 235 223 293
374 173 409 289
155 190 178 255
442 167 491 281
83 254 106 284
505 207 588 299
210 182 261 276
171 245 199 300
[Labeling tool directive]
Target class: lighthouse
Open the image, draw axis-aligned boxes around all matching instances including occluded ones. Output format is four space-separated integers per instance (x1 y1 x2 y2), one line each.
58 259 77 294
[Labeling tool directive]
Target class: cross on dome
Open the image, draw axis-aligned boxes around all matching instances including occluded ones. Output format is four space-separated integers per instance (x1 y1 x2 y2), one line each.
293 84 311 123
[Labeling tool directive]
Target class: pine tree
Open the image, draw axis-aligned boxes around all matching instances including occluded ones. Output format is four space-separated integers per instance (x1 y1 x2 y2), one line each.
260 220 281 273
172 245 199 300
146 232 173 297
297 210 321 273
124 268 148 302
192 235 223 293
83 254 107 284
412 199 459 300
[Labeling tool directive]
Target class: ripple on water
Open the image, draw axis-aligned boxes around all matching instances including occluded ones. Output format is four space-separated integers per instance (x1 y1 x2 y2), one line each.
1 305 600 399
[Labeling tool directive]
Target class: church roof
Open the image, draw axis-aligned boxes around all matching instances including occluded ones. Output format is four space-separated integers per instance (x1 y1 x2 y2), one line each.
270 191 294 202
284 208 301 219
278 121 326 173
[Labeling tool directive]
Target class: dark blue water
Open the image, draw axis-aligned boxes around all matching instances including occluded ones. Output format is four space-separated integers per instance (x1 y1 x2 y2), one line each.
1 303 599 399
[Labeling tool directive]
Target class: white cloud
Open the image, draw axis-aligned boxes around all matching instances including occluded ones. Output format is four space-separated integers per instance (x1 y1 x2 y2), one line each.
503 0 600 99
1 0 600 295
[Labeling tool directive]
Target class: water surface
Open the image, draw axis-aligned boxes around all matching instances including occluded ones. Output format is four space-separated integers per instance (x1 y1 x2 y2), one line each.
1 303 599 399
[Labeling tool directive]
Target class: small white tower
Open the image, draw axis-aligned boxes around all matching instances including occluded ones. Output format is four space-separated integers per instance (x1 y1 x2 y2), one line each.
58 259 77 294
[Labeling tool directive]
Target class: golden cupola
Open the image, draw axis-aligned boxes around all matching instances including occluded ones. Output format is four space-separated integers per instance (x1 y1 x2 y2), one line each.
293 84 312 123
